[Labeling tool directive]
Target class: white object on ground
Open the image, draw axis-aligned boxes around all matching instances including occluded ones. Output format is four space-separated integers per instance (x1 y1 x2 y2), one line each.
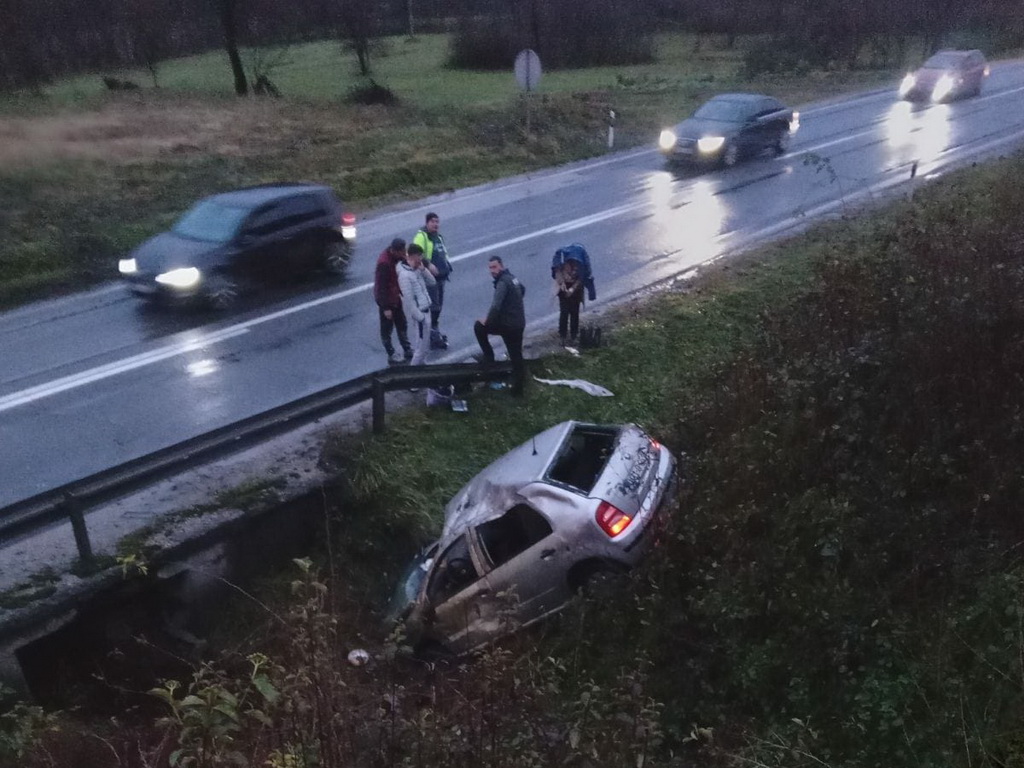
348 649 371 666
533 377 614 397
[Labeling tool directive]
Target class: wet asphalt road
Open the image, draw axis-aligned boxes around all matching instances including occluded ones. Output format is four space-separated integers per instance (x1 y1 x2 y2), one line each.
3 64 1024 508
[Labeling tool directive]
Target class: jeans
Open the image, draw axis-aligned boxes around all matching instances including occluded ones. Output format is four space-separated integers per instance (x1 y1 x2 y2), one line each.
379 305 412 357
430 278 447 329
474 321 525 394
558 295 582 341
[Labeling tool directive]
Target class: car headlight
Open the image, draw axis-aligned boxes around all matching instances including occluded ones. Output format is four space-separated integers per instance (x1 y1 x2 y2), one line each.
697 136 726 154
155 267 202 289
932 74 955 101
118 258 138 275
899 73 916 97
658 129 677 151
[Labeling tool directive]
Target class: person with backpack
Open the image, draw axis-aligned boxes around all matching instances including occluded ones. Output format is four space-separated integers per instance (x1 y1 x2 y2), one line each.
412 212 453 349
554 258 584 346
551 243 598 347
474 255 526 395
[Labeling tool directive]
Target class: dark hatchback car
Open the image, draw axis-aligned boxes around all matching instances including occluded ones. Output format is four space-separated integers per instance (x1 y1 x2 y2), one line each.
900 50 989 103
659 93 799 168
389 421 677 657
118 183 357 309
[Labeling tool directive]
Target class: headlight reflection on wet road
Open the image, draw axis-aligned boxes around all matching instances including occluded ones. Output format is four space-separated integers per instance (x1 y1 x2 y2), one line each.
886 101 952 168
649 173 728 262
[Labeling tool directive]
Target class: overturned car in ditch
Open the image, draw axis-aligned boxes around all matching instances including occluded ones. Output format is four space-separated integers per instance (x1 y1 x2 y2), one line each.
388 421 677 657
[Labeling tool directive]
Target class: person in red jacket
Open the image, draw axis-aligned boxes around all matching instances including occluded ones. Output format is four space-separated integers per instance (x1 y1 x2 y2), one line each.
374 238 414 364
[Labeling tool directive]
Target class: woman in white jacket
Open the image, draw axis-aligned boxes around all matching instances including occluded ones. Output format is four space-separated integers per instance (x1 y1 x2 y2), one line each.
397 244 434 365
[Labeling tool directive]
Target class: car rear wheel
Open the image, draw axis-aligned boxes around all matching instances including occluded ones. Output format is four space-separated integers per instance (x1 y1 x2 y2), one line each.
205 275 239 310
323 239 351 275
722 143 740 167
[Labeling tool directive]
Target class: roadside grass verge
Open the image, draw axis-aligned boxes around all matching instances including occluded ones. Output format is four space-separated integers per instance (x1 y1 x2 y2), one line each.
317 151 1024 767
0 32 908 309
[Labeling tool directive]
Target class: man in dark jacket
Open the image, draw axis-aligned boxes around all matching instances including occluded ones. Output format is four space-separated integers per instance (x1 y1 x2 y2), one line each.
474 255 526 394
374 238 413 364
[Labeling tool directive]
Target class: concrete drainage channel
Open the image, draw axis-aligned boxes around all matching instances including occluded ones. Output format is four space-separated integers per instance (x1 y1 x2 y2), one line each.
1 463 340 699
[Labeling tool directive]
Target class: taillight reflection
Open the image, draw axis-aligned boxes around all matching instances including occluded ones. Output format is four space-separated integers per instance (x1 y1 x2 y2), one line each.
596 501 633 537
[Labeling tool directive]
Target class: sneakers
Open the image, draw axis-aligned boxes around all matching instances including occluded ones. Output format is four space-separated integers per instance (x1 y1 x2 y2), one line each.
386 352 407 365
430 328 449 350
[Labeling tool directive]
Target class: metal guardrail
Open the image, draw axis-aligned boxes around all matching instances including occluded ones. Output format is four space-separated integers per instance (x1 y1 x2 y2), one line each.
0 361 518 559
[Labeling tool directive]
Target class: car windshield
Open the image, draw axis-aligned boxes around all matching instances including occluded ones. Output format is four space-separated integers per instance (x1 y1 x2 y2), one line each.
172 200 250 243
923 52 965 70
693 99 753 123
386 544 437 620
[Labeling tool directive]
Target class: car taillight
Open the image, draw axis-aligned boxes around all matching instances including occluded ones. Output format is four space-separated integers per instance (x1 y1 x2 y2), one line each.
596 501 633 537
341 212 357 239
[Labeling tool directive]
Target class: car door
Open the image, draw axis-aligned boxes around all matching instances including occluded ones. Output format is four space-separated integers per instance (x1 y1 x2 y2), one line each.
423 534 503 655
472 504 570 628
233 204 285 283
268 194 326 274
751 101 786 153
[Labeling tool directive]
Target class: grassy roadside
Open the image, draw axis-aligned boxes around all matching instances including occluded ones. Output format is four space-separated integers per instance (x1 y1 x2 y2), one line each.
0 32 909 310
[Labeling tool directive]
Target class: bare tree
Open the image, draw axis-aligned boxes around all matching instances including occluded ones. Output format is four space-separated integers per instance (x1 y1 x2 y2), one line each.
219 0 249 95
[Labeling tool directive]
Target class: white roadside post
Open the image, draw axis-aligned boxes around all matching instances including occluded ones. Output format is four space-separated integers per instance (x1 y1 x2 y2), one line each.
607 109 616 150
514 49 543 137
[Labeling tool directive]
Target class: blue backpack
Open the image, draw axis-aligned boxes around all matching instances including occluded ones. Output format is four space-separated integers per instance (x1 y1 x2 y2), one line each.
551 243 596 301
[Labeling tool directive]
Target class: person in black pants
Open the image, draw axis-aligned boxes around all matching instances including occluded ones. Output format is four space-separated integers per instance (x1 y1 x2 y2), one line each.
554 259 584 345
373 238 413 364
474 255 526 394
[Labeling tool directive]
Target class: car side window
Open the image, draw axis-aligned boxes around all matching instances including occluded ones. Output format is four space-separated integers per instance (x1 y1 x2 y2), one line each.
426 535 480 604
274 194 325 231
476 504 554 569
243 205 282 238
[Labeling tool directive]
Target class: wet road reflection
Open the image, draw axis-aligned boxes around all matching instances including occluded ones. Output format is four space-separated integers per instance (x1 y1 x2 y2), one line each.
886 101 952 169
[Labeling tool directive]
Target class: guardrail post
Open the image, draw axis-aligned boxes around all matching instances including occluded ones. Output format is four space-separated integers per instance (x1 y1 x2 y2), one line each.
64 492 94 567
372 378 386 434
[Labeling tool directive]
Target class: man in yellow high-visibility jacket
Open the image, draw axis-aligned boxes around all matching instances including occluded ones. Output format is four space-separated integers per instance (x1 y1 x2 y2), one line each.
412 212 453 347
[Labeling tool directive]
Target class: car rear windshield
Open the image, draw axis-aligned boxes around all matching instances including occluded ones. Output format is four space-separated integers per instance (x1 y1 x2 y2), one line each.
545 424 619 494
173 200 250 243
693 99 753 123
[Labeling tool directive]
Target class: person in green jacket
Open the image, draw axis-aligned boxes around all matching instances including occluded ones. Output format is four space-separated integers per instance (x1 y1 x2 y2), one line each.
412 212 453 346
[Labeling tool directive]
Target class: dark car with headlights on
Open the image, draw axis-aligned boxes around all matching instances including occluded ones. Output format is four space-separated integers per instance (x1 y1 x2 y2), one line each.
659 93 799 168
118 183 357 310
899 49 989 103
388 421 677 658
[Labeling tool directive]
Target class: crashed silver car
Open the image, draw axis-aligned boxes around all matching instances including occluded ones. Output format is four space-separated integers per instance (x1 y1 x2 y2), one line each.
389 421 677 656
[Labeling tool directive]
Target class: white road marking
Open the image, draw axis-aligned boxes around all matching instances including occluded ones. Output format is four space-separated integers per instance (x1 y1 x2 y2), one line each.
0 326 249 413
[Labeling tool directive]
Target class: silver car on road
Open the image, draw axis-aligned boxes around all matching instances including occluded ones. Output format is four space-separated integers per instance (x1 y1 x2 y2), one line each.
389 421 677 656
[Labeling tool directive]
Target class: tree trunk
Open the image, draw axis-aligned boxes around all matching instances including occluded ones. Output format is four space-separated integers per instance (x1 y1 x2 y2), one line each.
219 0 248 96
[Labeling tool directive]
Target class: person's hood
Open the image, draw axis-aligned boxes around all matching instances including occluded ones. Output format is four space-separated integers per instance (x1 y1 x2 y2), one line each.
671 116 743 141
128 232 225 273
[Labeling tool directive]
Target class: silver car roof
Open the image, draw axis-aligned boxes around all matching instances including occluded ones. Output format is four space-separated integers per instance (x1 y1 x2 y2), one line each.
439 420 579 544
